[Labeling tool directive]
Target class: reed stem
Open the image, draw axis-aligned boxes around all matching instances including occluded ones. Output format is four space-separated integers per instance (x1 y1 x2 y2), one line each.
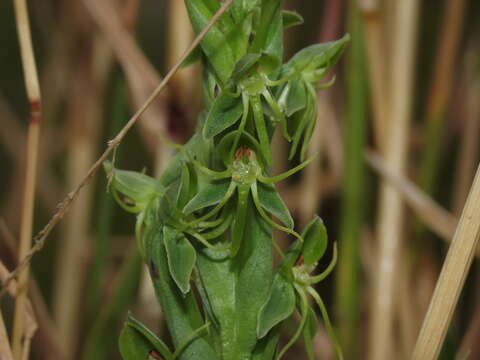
368 0 419 358
412 164 480 359
11 0 42 357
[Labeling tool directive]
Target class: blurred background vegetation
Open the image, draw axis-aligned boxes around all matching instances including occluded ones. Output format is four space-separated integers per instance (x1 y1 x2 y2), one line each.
1 0 480 359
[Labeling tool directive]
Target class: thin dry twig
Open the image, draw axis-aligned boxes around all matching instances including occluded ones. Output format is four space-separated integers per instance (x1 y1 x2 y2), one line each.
366 150 458 242
11 0 42 357
412 164 480 359
0 0 235 299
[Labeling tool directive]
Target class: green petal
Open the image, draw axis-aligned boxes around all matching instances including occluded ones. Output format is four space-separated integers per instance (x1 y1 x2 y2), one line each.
301 216 328 266
257 182 293 229
257 274 296 338
284 79 307 117
164 227 197 294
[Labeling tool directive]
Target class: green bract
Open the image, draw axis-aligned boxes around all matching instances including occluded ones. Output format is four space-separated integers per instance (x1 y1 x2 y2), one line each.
108 1 348 359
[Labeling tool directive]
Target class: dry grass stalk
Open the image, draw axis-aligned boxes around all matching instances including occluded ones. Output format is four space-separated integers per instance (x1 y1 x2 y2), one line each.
0 96 60 215
1 258 37 360
452 48 480 215
1 219 67 360
0 309 14 360
0 0 235 299
360 0 389 150
412 164 480 359
368 0 419 358
366 150 458 242
11 0 42 357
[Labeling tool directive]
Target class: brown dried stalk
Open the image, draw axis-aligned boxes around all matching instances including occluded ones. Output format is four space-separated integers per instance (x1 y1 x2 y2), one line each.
412 164 480 359
11 0 42 357
368 0 419 358
0 0 235 299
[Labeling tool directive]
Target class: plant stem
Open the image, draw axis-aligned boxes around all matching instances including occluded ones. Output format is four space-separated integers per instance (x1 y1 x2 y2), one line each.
412 164 480 359
335 1 368 357
11 0 42 357
368 0 419 358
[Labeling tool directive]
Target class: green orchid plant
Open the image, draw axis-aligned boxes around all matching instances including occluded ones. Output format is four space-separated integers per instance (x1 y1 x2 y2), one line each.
105 1 349 359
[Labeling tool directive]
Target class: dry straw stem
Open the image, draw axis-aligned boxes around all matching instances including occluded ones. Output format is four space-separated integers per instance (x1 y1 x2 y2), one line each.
452 48 480 215
368 0 419 358
1 219 67 360
0 0 235 298
11 0 42 358
360 0 389 151
0 308 14 360
412 164 480 359
366 150 458 243
0 259 37 360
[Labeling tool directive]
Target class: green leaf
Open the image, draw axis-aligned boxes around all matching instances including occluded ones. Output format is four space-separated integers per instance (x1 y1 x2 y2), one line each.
125 313 173 360
176 163 192 209
203 92 243 139
257 273 296 338
144 227 218 360
104 161 164 210
250 0 283 72
285 34 350 78
230 0 261 23
185 0 236 83
231 53 262 81
257 182 294 228
119 325 153 360
164 226 197 294
183 180 232 215
301 216 328 265
284 78 307 117
282 10 304 29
